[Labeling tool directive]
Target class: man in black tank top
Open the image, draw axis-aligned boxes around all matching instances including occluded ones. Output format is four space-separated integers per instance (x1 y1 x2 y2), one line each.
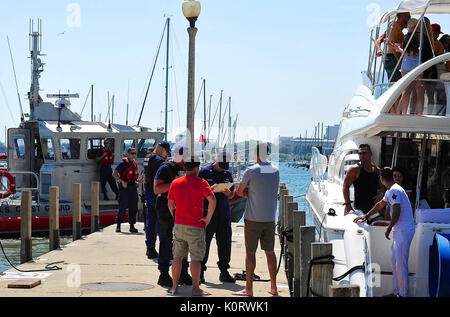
343 144 382 219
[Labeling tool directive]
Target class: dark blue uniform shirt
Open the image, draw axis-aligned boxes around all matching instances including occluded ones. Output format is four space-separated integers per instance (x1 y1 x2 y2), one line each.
199 164 234 211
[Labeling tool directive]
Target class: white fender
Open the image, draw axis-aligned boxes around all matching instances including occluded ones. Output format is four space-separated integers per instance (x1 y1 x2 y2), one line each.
343 213 367 297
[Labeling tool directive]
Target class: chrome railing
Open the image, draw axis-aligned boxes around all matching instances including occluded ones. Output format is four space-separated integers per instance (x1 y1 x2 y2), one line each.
374 78 450 116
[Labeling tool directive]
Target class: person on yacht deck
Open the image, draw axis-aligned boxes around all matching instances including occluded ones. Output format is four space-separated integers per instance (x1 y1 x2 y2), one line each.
343 144 383 223
354 167 415 297
376 12 410 83
394 19 426 115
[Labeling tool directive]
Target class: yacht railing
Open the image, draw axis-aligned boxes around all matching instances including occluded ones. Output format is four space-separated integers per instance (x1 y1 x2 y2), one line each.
374 78 450 115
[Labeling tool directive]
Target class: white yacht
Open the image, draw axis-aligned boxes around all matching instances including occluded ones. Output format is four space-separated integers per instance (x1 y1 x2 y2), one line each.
306 0 450 297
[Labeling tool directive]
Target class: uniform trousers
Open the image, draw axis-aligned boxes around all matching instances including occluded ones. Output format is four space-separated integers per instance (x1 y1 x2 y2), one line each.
117 184 138 225
201 199 232 273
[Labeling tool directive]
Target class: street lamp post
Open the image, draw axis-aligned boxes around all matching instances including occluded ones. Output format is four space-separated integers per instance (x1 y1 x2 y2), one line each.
182 0 201 157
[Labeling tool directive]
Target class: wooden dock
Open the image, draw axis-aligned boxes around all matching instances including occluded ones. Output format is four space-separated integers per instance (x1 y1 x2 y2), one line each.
0 222 289 297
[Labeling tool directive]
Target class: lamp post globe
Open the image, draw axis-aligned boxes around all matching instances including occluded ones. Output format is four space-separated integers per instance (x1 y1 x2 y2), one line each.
182 0 201 27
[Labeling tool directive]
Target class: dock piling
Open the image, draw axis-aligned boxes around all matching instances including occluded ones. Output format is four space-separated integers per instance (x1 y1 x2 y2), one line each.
310 242 333 297
329 285 360 297
292 210 306 297
286 201 297 295
49 186 60 251
20 190 32 264
73 183 82 241
91 182 100 233
299 226 315 297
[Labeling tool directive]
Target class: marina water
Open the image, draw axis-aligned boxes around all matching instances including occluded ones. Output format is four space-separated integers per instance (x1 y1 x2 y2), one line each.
0 162 313 273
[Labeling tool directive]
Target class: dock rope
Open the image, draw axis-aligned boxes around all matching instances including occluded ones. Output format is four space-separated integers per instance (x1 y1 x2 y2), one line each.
0 239 63 273
306 254 365 297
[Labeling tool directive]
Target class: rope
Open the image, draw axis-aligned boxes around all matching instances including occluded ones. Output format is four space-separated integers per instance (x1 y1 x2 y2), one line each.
306 254 365 297
332 264 365 282
0 239 63 273
306 255 335 298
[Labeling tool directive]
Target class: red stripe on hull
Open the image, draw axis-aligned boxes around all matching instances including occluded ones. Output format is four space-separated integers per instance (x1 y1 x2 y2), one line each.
0 212 129 233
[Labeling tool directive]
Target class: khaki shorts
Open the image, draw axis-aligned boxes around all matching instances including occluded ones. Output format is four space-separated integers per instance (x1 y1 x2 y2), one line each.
244 220 276 252
173 224 206 261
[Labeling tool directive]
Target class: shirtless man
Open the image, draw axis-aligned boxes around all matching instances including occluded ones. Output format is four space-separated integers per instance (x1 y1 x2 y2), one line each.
376 12 411 82
343 144 382 222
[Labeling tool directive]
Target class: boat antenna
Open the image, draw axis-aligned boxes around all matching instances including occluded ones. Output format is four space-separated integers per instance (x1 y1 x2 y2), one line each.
137 18 168 127
7 36 24 123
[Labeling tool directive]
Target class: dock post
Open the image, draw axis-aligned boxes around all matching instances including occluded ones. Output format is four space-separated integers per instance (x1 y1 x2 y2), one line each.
286 201 297 295
292 210 306 297
278 187 288 236
310 243 333 297
282 195 293 277
329 285 360 297
49 186 60 251
73 183 82 241
20 190 32 264
299 226 315 297
91 182 100 233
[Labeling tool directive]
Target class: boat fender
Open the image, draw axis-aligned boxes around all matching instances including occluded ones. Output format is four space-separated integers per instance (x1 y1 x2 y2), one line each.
429 233 450 297
0 171 16 199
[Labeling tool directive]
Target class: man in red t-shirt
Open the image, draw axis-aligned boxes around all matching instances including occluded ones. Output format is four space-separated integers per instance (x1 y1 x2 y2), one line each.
168 158 216 296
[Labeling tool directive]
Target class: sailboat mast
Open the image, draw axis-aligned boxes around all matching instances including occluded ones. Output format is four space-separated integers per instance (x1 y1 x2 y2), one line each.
218 90 223 147
203 78 206 144
164 17 170 141
228 96 231 148
91 84 94 122
126 80 130 126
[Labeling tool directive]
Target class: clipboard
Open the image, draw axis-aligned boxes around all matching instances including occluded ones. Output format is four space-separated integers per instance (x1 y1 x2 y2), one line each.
213 183 233 193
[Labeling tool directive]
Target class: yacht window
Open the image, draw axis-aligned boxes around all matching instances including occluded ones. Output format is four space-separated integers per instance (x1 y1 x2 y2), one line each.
381 136 450 209
137 139 156 158
13 134 26 160
123 139 136 155
60 138 81 160
41 138 55 161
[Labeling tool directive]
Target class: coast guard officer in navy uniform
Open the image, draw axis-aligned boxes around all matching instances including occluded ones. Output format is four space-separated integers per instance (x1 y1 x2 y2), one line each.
198 150 236 284
153 146 191 287
113 147 144 233
143 141 170 259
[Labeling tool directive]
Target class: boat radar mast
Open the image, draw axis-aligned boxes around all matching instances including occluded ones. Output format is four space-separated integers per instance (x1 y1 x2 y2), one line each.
28 19 44 121
26 19 81 123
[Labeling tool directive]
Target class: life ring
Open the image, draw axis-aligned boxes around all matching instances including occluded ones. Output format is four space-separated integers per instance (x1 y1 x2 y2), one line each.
0 170 16 199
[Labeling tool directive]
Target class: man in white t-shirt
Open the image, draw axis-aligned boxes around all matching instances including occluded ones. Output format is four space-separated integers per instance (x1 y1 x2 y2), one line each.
354 167 415 297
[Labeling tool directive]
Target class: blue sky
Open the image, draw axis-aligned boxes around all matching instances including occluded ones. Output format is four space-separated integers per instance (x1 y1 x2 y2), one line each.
0 0 449 144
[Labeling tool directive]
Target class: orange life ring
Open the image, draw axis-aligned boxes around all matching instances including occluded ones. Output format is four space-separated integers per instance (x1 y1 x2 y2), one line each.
0 170 16 199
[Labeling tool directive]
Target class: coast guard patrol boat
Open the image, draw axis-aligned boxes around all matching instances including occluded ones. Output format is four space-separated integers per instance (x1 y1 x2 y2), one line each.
306 0 450 297
0 21 164 235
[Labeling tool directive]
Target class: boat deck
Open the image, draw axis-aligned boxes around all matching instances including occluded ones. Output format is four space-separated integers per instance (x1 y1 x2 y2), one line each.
0 223 288 297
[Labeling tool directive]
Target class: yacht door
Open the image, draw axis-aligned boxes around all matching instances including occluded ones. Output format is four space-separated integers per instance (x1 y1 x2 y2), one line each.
8 128 32 190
